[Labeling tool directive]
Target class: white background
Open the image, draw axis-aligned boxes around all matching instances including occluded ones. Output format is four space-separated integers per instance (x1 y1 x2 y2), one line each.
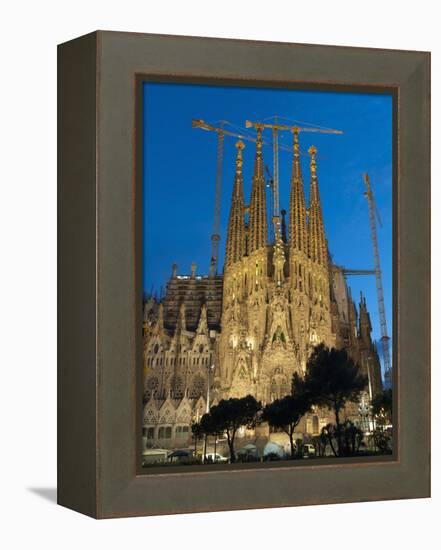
0 0 438 547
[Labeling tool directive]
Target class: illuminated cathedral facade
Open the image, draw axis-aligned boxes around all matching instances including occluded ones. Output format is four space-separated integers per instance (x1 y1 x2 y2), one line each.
142 130 382 451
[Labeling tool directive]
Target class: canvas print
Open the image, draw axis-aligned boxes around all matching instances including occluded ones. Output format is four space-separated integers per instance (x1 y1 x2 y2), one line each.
141 82 393 467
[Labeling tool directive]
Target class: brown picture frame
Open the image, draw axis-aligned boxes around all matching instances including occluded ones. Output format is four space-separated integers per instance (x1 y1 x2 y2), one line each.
58 31 430 518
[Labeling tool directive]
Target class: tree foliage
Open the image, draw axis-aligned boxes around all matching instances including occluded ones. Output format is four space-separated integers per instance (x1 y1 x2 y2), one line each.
321 421 364 457
191 422 204 455
203 395 261 463
372 427 392 454
371 389 392 426
262 393 312 458
293 344 367 456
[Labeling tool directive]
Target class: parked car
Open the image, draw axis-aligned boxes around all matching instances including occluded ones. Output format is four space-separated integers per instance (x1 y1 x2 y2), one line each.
142 448 169 465
168 449 193 463
205 452 229 463
302 444 316 458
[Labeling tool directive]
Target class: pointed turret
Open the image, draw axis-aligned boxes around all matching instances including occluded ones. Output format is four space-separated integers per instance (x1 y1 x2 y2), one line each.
308 146 328 267
149 303 165 337
359 293 372 343
196 304 208 335
225 141 246 266
248 128 268 253
176 302 187 332
157 303 164 330
289 130 308 255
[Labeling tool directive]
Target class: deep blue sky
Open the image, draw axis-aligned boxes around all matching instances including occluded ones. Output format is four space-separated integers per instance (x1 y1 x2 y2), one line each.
142 82 393 373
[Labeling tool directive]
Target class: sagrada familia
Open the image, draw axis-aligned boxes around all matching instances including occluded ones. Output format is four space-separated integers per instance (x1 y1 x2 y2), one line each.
142 129 382 450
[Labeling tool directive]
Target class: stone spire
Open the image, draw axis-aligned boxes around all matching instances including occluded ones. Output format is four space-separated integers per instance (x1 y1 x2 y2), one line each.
359 292 372 343
225 141 246 266
196 303 208 334
151 303 165 336
308 146 328 267
289 130 308 255
176 302 187 332
248 128 268 253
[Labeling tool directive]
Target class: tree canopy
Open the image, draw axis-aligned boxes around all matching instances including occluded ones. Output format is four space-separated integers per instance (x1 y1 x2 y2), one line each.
293 344 367 456
262 393 312 458
205 395 261 463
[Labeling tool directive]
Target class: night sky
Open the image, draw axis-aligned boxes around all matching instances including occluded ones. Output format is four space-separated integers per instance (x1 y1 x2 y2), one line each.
142 82 393 374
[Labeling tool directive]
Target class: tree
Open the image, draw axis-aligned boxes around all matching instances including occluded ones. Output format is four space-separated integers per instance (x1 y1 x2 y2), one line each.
312 429 329 457
321 421 364 457
294 344 367 456
207 395 261 463
341 420 364 455
372 426 392 454
200 412 223 462
371 388 392 426
262 393 312 458
191 422 204 456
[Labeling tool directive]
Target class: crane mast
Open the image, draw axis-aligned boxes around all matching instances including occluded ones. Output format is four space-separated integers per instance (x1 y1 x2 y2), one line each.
363 173 392 388
211 129 224 275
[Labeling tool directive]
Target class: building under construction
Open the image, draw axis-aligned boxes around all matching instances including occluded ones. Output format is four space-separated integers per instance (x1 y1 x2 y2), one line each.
142 123 383 451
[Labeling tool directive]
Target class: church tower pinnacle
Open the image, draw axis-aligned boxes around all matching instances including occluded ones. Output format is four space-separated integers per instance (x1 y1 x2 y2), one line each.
248 128 268 253
289 130 309 294
308 145 328 267
225 141 246 266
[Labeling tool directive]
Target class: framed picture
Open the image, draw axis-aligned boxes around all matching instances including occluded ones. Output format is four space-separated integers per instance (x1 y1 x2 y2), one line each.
58 31 430 518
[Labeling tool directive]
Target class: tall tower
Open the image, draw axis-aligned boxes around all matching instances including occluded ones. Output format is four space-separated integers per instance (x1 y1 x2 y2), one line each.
289 130 309 294
248 128 268 254
308 145 328 269
307 145 334 347
225 141 246 267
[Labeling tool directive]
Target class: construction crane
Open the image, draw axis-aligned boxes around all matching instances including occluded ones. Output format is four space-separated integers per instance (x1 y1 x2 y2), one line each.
192 119 297 274
265 165 275 242
245 117 343 237
330 265 376 277
363 173 392 389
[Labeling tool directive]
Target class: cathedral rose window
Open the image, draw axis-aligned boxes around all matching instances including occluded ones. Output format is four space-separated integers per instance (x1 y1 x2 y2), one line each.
192 375 205 396
146 376 159 391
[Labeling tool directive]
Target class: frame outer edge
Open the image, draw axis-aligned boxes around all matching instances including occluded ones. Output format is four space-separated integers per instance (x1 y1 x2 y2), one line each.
57 31 99 518
91 32 431 517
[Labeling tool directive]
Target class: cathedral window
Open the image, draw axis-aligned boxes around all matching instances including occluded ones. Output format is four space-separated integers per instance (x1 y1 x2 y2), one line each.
175 425 190 439
146 427 154 439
